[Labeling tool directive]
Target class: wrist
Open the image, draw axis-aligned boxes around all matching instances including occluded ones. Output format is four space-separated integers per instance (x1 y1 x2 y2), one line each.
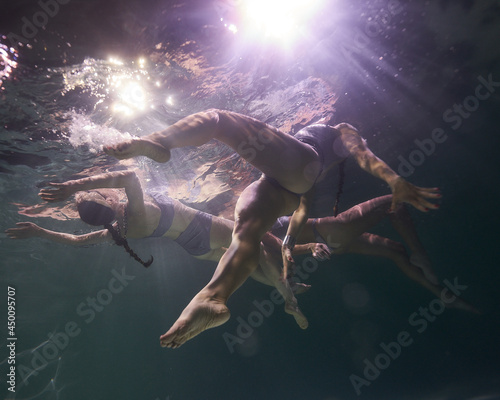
387 175 402 189
282 235 296 250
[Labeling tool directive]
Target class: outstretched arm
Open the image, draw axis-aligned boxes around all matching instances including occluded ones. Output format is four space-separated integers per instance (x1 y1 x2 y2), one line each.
335 123 440 212
293 242 331 260
39 170 145 215
6 222 111 245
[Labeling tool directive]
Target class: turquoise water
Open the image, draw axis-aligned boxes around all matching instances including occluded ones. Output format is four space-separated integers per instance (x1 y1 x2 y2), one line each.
1 1 500 399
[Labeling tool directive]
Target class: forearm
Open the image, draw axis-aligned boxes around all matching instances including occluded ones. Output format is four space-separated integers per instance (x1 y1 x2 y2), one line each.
284 194 311 245
38 227 109 246
357 149 401 188
69 170 137 192
284 212 307 244
292 243 314 256
337 124 401 188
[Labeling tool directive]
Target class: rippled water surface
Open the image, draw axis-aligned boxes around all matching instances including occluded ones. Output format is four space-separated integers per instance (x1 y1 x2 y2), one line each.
1 1 500 399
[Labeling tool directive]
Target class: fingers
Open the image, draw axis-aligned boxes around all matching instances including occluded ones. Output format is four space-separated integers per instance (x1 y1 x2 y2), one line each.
416 186 440 194
410 198 439 212
282 247 293 262
5 223 32 238
39 188 64 202
38 182 70 202
416 186 441 199
312 243 331 260
313 252 328 261
419 197 440 211
394 182 442 212
413 188 441 211
318 244 331 260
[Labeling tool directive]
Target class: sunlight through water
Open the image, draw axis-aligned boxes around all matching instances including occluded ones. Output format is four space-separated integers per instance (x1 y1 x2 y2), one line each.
0 41 18 89
221 0 325 44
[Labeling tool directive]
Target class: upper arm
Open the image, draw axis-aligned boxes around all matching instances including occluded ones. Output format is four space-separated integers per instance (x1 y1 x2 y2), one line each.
121 171 146 216
335 123 368 156
335 123 378 171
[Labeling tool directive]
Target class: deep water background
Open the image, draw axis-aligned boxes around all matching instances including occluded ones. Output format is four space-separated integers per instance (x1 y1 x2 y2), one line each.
1 1 500 399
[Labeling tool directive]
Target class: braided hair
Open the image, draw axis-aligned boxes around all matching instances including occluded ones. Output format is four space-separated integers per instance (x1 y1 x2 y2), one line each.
76 191 153 268
333 159 346 217
104 223 153 268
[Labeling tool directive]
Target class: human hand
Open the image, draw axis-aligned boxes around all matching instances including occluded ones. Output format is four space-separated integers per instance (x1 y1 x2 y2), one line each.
5 222 42 239
281 246 295 281
310 243 331 260
390 177 441 212
39 182 76 202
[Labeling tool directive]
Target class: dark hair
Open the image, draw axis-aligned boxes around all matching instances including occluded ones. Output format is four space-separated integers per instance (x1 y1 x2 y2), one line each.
333 160 345 217
77 199 153 268
77 200 115 226
104 223 153 268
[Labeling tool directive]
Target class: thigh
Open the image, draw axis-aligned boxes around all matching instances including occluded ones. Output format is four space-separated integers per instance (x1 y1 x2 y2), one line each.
341 233 402 258
216 111 321 194
234 178 300 241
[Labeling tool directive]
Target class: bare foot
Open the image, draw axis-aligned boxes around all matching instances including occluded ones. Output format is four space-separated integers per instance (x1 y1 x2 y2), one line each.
160 293 230 349
291 282 311 295
410 253 439 285
103 138 171 163
285 297 309 329
445 296 482 315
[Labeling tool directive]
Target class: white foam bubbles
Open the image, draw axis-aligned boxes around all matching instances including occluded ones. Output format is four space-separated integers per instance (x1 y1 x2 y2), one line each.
67 111 135 153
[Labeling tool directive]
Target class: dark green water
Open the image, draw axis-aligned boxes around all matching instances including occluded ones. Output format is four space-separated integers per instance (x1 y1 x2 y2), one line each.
1 1 500 399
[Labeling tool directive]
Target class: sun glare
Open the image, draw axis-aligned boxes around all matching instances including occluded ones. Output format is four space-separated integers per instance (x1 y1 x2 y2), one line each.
0 42 18 89
225 0 324 43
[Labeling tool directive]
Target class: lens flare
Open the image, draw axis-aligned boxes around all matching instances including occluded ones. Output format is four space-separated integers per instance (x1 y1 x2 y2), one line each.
223 0 324 43
0 42 18 88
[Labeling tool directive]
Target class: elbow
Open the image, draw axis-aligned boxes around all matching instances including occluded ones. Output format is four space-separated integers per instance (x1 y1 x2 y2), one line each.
121 170 138 179
121 170 140 185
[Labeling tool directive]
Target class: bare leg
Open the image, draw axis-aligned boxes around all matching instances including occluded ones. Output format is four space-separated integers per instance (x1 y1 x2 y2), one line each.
104 109 321 194
313 195 438 284
197 225 309 327
339 233 480 313
313 195 394 245
250 264 311 294
388 205 438 284
159 179 300 348
200 228 309 328
258 243 309 329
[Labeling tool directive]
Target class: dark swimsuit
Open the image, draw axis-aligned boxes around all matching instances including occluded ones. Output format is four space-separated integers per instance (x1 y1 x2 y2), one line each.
148 192 213 256
263 125 347 197
173 211 213 256
294 124 348 170
148 192 175 237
